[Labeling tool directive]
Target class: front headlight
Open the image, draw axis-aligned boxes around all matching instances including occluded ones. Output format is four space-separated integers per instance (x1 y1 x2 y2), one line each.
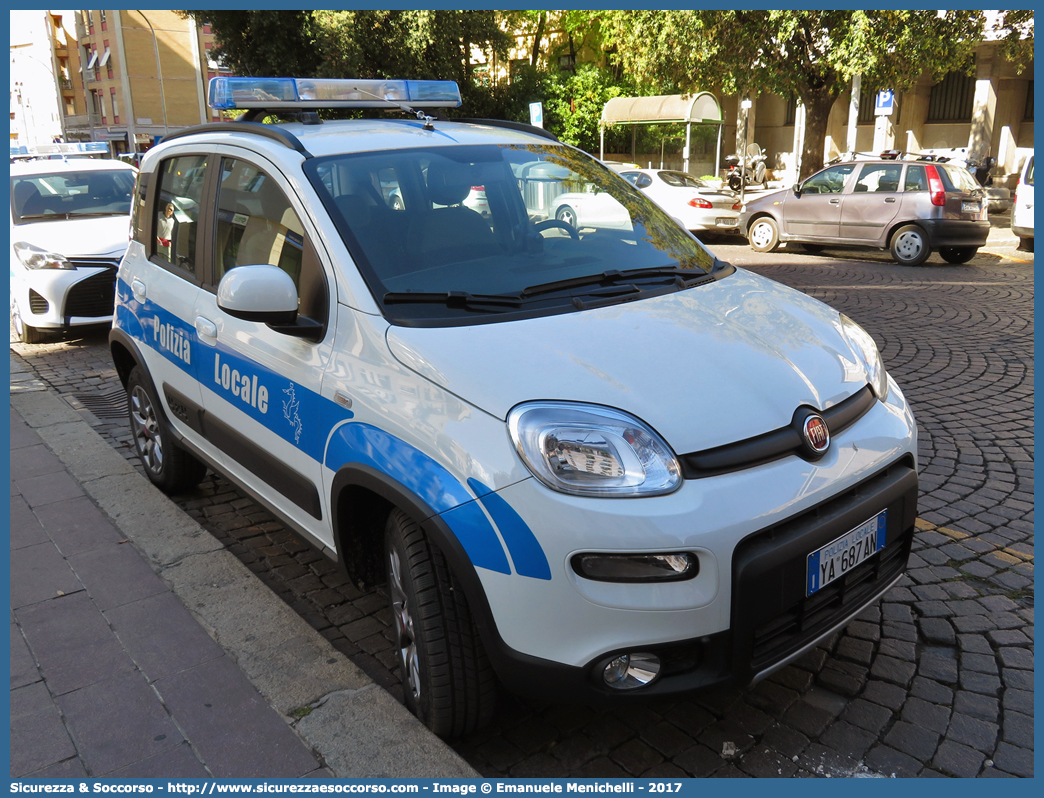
14 242 75 270
840 314 889 401
507 402 681 497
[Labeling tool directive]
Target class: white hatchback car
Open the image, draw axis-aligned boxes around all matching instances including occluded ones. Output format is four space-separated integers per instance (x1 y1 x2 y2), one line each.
1012 153 1033 251
10 158 136 343
110 77 918 737
619 168 742 237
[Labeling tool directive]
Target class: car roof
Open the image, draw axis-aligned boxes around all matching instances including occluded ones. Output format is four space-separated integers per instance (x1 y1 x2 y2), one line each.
155 117 559 161
10 158 137 177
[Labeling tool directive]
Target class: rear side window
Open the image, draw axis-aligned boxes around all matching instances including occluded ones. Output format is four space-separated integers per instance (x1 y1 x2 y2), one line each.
854 163 903 193
904 165 927 192
155 155 208 275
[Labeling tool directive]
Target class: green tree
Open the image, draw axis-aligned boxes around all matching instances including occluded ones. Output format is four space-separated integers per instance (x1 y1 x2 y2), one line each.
606 10 1033 180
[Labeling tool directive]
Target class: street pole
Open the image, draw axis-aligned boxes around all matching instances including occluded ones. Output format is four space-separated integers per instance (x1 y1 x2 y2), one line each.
139 11 169 149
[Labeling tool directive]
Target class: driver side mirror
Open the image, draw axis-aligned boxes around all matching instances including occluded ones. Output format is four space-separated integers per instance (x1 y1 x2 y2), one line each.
217 264 323 342
793 183 802 198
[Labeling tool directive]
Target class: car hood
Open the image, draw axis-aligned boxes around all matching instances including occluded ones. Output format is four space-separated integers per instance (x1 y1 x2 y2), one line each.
386 269 874 454
10 216 130 260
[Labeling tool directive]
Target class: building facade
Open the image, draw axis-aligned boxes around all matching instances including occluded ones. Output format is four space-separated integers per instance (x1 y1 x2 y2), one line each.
10 10 65 152
23 9 233 157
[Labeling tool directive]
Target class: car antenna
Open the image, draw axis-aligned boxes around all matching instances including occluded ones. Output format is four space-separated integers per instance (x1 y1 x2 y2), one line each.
348 83 437 131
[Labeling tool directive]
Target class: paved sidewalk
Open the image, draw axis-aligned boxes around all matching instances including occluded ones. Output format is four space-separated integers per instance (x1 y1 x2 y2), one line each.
9 381 476 778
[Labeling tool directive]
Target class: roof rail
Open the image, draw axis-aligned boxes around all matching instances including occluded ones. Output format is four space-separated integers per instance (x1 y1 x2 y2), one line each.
455 118 560 142
158 121 313 158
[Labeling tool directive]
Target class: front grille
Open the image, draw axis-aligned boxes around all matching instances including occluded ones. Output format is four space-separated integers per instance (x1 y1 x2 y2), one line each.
730 457 918 681
750 530 910 668
29 290 49 314
64 270 117 319
67 258 121 271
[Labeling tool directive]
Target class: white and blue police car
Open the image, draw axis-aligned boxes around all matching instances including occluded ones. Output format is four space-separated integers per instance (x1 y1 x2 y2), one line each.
110 77 918 737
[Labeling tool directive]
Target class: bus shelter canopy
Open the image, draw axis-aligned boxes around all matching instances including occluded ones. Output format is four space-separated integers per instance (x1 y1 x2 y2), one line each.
600 92 723 175
601 92 722 126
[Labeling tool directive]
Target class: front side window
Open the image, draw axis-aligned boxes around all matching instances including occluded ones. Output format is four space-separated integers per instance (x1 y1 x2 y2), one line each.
155 155 208 274
215 158 327 325
11 168 134 225
801 164 854 194
306 144 716 325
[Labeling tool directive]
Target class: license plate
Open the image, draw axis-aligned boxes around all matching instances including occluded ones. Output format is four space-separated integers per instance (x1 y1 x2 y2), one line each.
806 510 887 596
716 217 738 226
962 201 980 213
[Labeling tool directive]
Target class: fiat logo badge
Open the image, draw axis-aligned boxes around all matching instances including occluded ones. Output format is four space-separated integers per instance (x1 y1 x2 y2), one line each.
802 413 830 455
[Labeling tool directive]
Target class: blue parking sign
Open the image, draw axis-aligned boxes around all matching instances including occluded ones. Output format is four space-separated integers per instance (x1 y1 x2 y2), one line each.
875 89 895 116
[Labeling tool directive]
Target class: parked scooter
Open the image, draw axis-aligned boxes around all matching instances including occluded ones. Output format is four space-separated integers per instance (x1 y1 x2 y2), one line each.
725 143 767 190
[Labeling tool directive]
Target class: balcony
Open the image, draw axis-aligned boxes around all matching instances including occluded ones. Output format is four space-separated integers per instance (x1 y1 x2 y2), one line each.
65 113 102 130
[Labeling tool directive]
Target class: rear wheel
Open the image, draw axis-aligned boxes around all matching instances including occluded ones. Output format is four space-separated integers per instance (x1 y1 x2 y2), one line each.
385 508 496 737
748 217 780 253
127 366 207 493
938 246 978 264
890 224 931 266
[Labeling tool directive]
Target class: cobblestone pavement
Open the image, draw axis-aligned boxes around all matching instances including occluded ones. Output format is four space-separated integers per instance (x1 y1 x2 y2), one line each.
10 244 1032 778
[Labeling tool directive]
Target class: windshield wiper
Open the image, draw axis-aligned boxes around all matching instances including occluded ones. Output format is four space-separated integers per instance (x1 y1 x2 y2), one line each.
67 211 127 218
521 267 714 298
383 290 525 309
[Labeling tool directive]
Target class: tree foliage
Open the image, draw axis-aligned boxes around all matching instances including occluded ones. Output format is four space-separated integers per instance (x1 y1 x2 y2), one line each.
603 10 1033 179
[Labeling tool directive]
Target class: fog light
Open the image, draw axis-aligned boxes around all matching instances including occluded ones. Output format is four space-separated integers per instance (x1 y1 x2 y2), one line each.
572 552 698 582
602 653 661 690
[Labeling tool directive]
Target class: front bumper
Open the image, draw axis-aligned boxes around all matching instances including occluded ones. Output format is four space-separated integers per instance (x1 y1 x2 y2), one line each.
12 264 117 329
485 456 917 703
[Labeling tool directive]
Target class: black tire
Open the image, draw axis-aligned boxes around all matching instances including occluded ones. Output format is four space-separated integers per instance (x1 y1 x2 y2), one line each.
890 224 931 266
747 216 780 253
938 246 978 264
11 301 45 344
126 366 207 493
1018 237 1034 253
728 174 742 191
555 204 577 229
385 508 496 737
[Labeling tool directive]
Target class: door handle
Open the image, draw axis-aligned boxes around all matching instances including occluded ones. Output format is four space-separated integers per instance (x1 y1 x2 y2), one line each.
195 316 217 340
885 197 897 203
131 279 146 303
829 198 841 205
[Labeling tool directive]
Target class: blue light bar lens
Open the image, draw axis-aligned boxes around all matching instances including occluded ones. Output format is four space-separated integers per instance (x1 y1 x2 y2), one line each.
209 77 299 110
207 77 462 110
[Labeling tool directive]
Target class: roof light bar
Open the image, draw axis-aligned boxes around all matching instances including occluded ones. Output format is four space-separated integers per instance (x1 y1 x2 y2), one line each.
208 77 462 111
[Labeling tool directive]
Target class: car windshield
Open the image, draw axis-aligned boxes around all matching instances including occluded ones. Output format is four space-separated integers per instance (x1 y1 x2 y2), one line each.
658 171 704 188
305 143 717 323
11 169 134 224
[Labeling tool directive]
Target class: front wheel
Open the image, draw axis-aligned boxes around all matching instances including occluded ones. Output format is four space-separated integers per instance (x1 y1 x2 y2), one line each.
385 509 496 737
11 299 45 344
938 246 978 264
727 174 742 191
754 161 767 184
890 224 931 266
127 366 207 493
748 217 780 253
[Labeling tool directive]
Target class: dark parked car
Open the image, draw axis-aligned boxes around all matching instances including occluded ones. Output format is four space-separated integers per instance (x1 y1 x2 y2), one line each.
739 159 989 265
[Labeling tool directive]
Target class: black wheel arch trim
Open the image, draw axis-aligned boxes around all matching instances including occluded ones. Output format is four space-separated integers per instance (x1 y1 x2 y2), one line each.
108 327 147 388
330 463 581 694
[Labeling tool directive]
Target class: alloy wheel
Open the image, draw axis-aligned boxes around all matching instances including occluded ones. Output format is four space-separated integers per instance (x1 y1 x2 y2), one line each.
388 546 421 702
130 385 164 475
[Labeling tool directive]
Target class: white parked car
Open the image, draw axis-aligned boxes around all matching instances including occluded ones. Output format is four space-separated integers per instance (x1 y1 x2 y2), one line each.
620 168 742 236
10 159 136 343
110 76 918 737
1012 153 1033 251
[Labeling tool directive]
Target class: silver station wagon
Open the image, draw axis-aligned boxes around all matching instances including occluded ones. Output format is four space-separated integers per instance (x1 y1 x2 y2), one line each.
739 158 990 265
